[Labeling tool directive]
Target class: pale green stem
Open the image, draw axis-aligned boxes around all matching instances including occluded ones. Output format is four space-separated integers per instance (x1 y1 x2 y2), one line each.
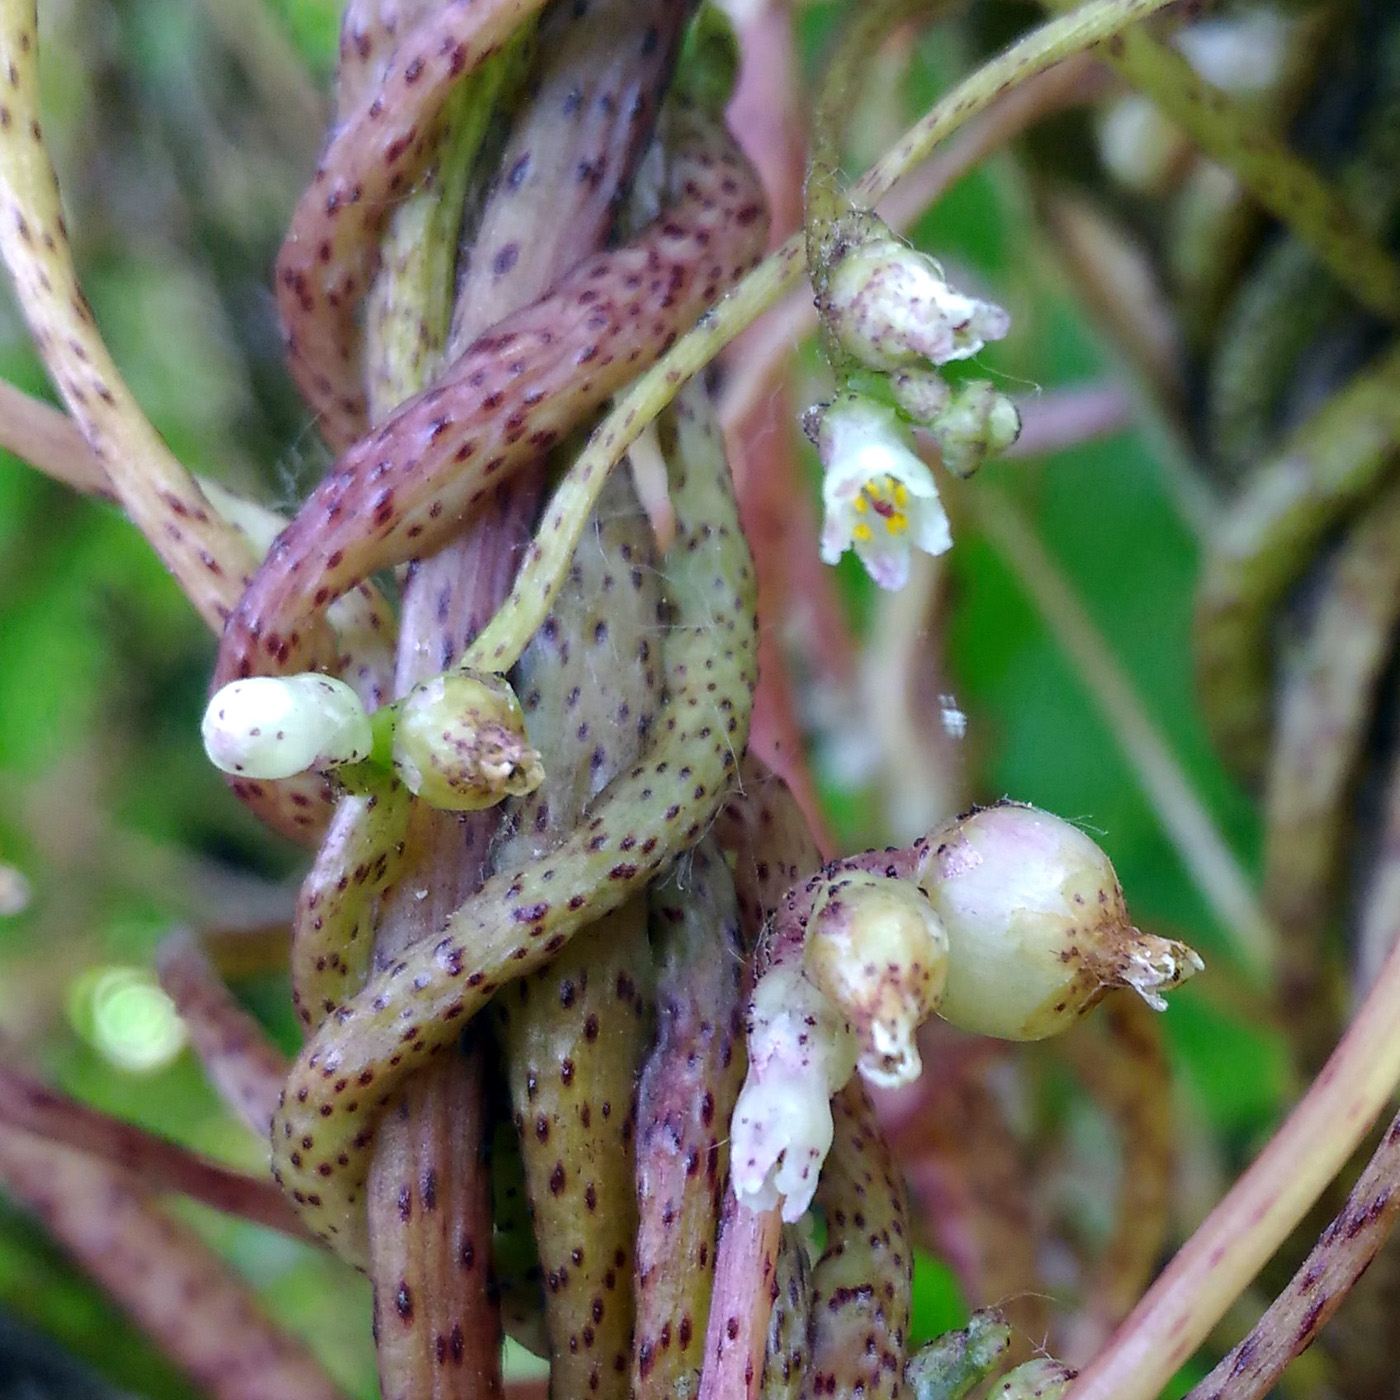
466 0 1179 674
0 0 259 631
1065 902 1400 1400
971 487 1276 979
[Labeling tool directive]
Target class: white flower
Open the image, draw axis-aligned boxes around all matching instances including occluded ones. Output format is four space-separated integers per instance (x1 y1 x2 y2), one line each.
810 395 952 590
825 226 1011 371
202 674 372 779
730 964 857 1222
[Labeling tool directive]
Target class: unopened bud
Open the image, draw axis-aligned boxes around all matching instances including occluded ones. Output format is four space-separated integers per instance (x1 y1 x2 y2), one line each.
202 675 371 779
905 1310 1013 1400
989 1360 1076 1400
730 964 858 1222
928 380 1021 478
890 368 952 424
917 803 1202 1040
392 671 544 812
805 871 948 1087
824 219 1010 372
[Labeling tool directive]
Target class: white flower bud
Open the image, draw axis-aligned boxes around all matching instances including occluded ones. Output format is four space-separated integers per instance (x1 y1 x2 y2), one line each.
927 380 1021 478
202 675 371 779
730 964 858 1222
392 671 543 812
824 221 1011 371
805 871 948 1087
917 803 1202 1040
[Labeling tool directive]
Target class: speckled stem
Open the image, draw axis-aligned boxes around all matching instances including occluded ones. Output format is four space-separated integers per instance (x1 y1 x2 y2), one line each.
336 0 448 117
0 0 263 632
1038 0 1400 324
1262 481 1400 1071
367 1022 501 1400
716 757 824 940
699 1196 782 1400
217 107 763 699
491 466 667 1400
156 931 290 1137
1065 896 1400 1400
293 775 413 1028
270 374 756 1264
633 838 747 1400
1194 340 1400 783
1186 1110 1400 1400
0 1130 349 1400
1207 32 1400 479
277 0 552 445
359 13 692 1395
759 1228 813 1400
699 763 821 1400
800 1079 913 1400
465 0 1177 677
0 1058 304 1238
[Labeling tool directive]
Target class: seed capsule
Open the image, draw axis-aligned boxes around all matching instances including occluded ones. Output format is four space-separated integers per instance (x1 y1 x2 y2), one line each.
392 671 543 812
917 803 1202 1040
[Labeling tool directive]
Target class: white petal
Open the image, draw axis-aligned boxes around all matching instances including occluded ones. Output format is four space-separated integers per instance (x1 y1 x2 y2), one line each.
910 498 953 557
857 536 913 591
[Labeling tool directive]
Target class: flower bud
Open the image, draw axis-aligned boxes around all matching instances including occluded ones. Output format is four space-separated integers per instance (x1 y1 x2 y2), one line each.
805 871 948 1087
905 1310 1012 1400
730 963 858 1222
202 674 371 779
808 394 951 591
917 803 1202 1040
824 222 1011 372
989 1360 1075 1400
392 671 544 811
927 380 1021 478
890 368 952 424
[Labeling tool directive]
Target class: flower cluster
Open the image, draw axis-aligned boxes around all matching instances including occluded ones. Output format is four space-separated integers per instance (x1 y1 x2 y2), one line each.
729 804 1202 1222
807 214 1021 588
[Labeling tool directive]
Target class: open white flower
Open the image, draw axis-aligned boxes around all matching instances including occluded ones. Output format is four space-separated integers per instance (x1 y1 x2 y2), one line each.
810 395 952 590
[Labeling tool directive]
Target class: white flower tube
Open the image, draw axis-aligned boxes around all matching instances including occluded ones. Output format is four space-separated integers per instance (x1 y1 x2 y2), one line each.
202 674 371 780
730 964 857 1223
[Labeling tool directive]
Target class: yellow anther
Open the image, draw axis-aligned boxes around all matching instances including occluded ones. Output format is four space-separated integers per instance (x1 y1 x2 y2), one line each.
886 513 909 536
893 481 909 508
853 495 868 513
853 522 873 542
